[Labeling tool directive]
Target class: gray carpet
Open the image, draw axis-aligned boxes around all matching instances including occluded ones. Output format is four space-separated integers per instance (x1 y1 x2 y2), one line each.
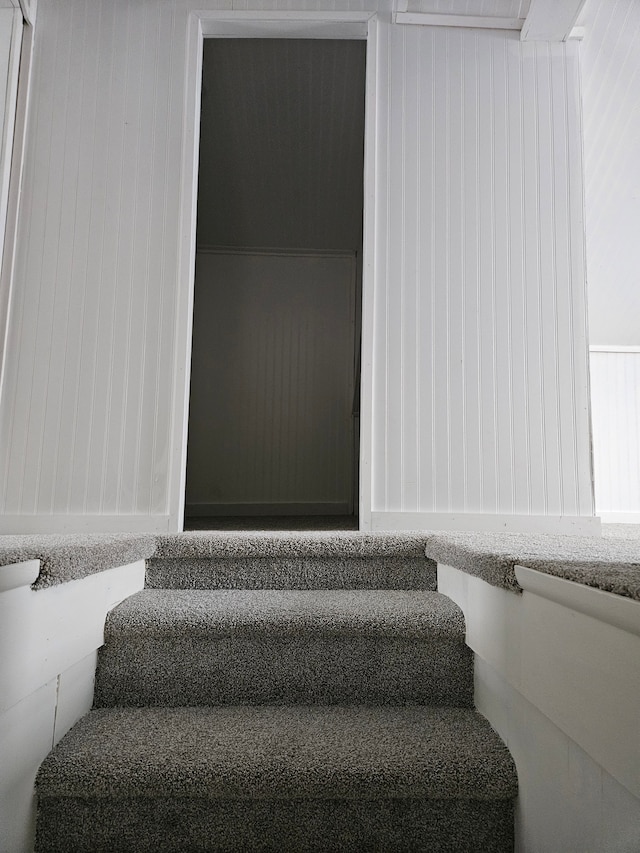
154 531 430 559
0 533 156 589
424 531 640 599
149 532 437 593
37 706 517 801
36 707 516 853
100 589 465 638
35 797 515 853
4 528 637 600
35 532 516 851
93 590 472 708
145 554 437 590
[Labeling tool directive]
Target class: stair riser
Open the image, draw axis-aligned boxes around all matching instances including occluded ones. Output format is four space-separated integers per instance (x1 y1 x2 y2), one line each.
94 636 473 707
145 556 437 590
36 797 514 853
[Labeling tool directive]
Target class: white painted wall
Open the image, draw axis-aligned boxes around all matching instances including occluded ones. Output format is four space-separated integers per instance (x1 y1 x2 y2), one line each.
439 563 640 852
371 25 593 526
578 1 640 520
579 0 640 348
0 0 595 532
0 559 145 853
589 348 640 521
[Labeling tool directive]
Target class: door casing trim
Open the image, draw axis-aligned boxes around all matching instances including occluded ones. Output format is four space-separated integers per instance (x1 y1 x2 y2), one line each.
169 10 378 531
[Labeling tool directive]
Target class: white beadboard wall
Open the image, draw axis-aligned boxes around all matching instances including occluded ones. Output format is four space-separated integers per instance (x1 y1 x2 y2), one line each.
0 0 595 530
589 350 640 519
579 0 640 347
372 25 593 520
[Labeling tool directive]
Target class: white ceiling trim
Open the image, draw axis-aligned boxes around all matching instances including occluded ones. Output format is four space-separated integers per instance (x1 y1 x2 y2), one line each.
394 12 524 30
520 0 587 41
394 8 584 39
198 12 373 41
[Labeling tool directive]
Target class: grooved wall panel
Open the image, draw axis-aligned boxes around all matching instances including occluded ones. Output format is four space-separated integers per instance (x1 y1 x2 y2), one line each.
579 0 640 346
372 26 593 516
0 0 190 517
589 351 640 514
0 0 595 527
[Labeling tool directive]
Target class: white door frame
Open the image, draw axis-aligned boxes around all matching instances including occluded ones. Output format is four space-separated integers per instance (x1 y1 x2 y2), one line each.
169 10 378 531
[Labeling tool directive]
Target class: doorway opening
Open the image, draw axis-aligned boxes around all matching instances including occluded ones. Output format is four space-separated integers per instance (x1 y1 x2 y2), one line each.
184 37 366 531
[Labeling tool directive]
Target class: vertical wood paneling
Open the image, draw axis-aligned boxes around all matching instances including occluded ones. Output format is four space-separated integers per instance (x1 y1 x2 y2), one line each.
0 0 594 526
580 0 640 347
1 0 67 513
372 25 593 517
0 0 197 517
447 30 465 512
506 35 529 514
590 351 640 514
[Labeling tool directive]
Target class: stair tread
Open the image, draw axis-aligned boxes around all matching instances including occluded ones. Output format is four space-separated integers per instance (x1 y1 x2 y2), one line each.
37 706 517 802
154 532 430 560
105 589 465 638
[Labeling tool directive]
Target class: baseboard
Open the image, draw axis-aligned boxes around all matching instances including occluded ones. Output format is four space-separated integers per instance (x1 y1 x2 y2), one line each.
0 515 173 534
370 512 602 536
598 512 640 524
185 502 352 517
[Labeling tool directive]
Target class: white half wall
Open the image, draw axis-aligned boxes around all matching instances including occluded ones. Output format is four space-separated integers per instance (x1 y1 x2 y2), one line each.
589 348 640 519
0 559 145 853
0 1 595 532
438 563 640 851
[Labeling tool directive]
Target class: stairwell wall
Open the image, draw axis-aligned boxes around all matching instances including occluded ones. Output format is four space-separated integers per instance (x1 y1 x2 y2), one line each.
0 0 595 532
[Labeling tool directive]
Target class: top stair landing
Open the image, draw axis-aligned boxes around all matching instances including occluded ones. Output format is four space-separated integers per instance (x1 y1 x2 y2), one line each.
147 532 437 590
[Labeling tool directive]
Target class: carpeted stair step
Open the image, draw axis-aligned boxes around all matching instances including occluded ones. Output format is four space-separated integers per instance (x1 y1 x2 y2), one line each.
146 532 436 590
35 705 518 853
93 589 473 707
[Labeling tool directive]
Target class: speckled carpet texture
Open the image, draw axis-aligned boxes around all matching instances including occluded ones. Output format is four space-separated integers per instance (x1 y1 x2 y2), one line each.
0 533 156 589
35 533 518 852
423 531 640 599
148 531 436 590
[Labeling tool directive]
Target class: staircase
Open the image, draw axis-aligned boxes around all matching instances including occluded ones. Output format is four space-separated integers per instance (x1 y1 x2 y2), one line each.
35 533 517 852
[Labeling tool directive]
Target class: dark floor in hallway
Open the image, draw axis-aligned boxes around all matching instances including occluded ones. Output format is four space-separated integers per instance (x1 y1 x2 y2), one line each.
184 516 359 531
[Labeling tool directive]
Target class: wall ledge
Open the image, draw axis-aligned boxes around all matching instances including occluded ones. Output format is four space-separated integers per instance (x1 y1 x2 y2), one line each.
515 564 640 638
424 530 640 600
0 533 156 589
